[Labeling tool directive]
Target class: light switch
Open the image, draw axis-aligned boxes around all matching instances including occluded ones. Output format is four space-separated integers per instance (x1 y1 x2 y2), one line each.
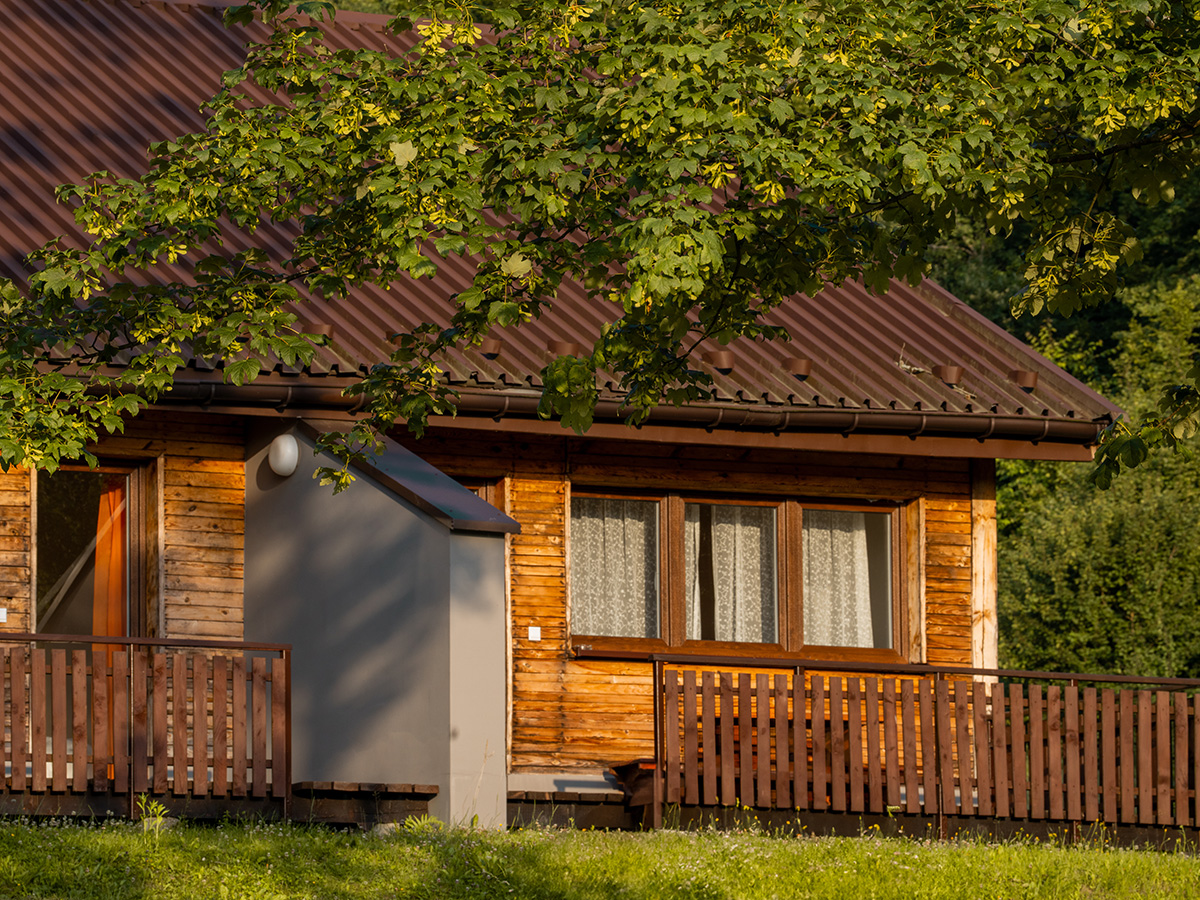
0 608 8 623
528 625 541 642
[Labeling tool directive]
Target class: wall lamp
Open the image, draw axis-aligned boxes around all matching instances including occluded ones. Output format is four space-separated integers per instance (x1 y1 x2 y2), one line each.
268 433 300 477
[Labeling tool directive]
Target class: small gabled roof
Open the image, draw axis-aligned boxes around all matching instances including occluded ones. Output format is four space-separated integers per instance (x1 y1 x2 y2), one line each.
0 0 1120 457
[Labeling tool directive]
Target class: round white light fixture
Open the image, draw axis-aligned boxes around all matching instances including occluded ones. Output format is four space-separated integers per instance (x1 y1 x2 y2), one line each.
268 433 300 477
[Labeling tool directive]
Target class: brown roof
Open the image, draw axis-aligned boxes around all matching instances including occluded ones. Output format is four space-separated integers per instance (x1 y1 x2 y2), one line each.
0 0 1120 454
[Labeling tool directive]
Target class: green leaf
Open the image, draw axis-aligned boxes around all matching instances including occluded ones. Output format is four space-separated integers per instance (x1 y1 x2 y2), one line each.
390 141 417 168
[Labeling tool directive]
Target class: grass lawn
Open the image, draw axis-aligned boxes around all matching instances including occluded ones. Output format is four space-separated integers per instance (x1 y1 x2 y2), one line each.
0 818 1196 899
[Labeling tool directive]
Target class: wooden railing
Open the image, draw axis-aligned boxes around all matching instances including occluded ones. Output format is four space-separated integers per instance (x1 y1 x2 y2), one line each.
652 655 1200 830
0 634 290 817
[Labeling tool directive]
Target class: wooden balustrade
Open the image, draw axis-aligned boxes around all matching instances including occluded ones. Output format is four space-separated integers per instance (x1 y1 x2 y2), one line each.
0 634 290 816
655 657 1200 828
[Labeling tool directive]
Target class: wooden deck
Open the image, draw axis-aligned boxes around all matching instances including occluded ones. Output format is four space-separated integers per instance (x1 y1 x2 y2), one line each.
652 655 1200 832
0 633 289 818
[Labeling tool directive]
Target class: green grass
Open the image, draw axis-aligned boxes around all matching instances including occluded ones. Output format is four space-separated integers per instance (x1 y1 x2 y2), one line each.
0 818 1197 899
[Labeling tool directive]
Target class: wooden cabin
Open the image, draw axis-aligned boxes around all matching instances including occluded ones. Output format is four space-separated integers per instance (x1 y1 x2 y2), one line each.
8 0 1200 836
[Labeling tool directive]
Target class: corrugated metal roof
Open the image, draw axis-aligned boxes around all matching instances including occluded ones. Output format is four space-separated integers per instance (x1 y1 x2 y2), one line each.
0 0 1120 444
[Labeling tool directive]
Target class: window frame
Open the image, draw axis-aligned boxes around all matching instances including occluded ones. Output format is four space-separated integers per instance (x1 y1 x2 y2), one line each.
31 460 152 638
568 487 908 663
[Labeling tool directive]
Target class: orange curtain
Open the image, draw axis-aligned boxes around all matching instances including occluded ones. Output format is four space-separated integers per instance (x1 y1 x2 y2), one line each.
92 477 127 653
92 476 127 782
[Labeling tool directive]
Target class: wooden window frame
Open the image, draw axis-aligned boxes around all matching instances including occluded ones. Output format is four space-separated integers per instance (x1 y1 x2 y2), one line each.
569 488 908 664
32 460 152 638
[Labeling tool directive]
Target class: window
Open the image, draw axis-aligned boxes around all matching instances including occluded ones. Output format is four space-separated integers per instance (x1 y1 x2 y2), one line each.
34 464 150 637
569 491 903 659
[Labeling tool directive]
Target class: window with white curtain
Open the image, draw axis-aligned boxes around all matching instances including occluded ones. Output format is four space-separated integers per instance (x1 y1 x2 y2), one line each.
684 503 777 643
801 508 892 649
568 490 899 656
569 497 660 638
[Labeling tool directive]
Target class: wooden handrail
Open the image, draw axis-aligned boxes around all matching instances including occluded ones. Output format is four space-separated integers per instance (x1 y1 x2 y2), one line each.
0 632 291 654
574 647 1200 689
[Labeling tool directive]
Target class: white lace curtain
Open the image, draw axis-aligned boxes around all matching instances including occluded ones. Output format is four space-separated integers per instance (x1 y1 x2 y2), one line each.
802 509 876 647
569 497 659 637
685 504 777 643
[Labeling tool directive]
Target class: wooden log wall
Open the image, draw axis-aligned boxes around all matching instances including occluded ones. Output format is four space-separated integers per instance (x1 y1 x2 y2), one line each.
402 428 992 774
0 467 32 631
0 411 245 641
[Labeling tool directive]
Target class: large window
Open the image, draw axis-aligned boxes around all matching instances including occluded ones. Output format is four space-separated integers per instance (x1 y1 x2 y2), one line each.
569 491 902 658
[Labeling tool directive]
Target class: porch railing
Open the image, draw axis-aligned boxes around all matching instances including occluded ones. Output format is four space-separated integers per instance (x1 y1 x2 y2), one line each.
649 654 1200 830
0 633 290 817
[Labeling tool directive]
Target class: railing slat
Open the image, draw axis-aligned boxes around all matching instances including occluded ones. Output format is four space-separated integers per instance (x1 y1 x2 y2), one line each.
865 679 882 813
11 650 26 792
30 648 46 793
883 679 899 811
1047 686 1063 820
991 682 1008 819
1155 691 1171 826
213 657 228 798
1029 685 1044 819
700 672 715 806
233 656 247 797
1174 691 1188 827
664 670 680 803
1084 688 1098 823
1119 689 1134 823
829 677 846 812
252 657 268 798
811 676 826 811
71 650 87 793
1009 684 1027 819
172 654 188 796
773 673 790 810
701 672 715 805
1065 686 1081 821
848 679 864 813
755 674 770 808
919 679 936 817
719 672 734 806
152 653 168 795
1193 695 1200 830
682 670 698 805
935 679 953 815
737 674 753 805
1101 688 1117 824
901 679 918 814
51 649 67 793
791 671 807 810
193 654 209 799
954 681 971 816
116 651 132 795
973 682 991 817
92 655 110 793
271 657 287 800
1137 690 1153 825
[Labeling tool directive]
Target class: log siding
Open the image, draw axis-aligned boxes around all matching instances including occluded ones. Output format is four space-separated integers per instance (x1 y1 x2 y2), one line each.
402 429 989 773
0 412 245 642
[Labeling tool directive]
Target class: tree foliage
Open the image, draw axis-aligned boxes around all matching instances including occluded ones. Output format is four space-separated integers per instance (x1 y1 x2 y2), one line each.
2 0 1199 480
998 278 1200 676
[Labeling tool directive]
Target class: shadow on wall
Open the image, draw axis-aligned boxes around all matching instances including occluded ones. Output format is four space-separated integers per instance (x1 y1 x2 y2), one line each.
247 448 458 784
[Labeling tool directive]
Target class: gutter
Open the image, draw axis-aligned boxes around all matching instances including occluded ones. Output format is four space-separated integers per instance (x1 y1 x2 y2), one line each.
161 376 1108 446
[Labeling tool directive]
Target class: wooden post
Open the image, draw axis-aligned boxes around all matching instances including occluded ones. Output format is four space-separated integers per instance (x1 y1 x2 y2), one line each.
651 659 663 829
